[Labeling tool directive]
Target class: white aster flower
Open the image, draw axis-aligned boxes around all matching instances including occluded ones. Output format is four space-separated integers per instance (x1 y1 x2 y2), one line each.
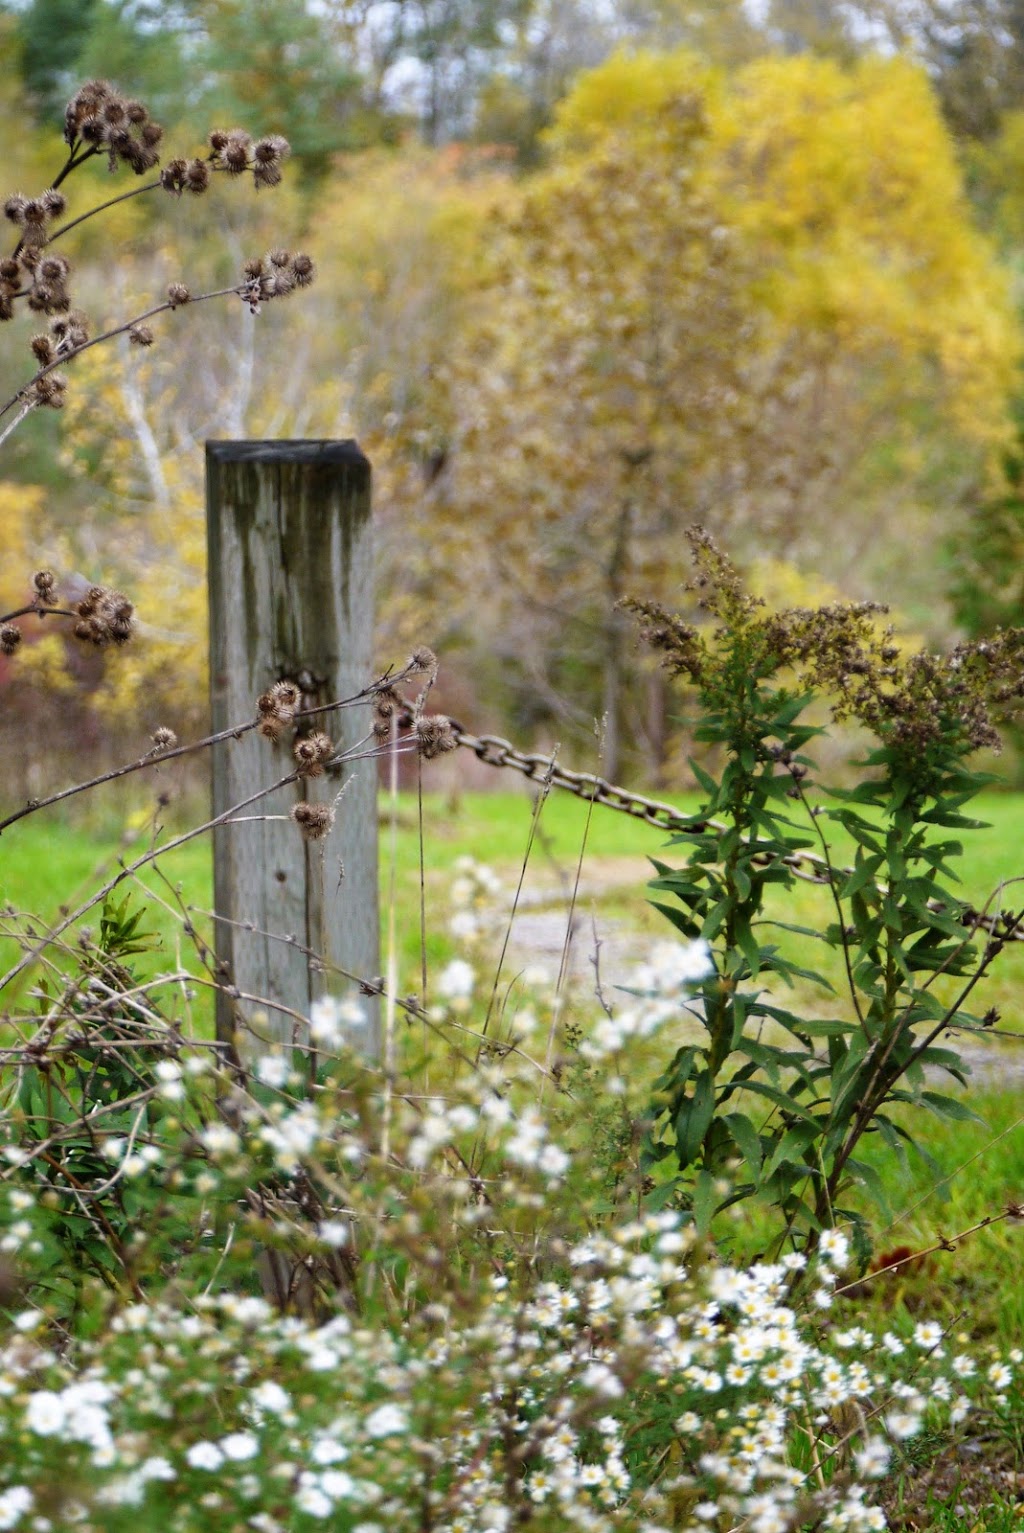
818 1228 850 1269
220 1431 258 1461
437 959 475 1008
364 1403 407 1437
0 1486 33 1531
853 1437 890 1478
186 1441 225 1471
255 1054 290 1088
25 1391 66 1437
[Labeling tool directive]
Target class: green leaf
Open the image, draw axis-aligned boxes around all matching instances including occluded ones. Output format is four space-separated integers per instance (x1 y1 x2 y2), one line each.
732 1079 819 1123
770 693 814 729
844 1157 893 1220
647 899 702 940
724 1111 762 1181
763 1123 820 1182
920 1091 985 1125
688 757 718 798
840 853 884 901
692 1169 718 1235
675 1069 716 1168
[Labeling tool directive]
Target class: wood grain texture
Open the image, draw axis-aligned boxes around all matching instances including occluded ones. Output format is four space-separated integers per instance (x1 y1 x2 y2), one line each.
206 440 378 1059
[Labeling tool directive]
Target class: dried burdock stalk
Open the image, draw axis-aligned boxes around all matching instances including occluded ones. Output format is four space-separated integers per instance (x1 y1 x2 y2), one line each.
0 79 313 445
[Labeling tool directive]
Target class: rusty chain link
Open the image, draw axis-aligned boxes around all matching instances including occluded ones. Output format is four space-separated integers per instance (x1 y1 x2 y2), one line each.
454 728 1024 946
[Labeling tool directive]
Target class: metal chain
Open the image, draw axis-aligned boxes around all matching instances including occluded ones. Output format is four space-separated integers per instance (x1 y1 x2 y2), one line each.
454 728 1024 946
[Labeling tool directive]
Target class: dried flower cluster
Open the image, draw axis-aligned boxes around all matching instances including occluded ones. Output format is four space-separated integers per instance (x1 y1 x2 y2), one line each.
0 81 306 431
290 800 335 841
64 79 163 174
72 585 135 647
210 128 291 187
628 525 1024 781
367 646 454 758
293 731 334 778
239 250 315 314
256 680 302 741
0 568 135 658
1 196 72 334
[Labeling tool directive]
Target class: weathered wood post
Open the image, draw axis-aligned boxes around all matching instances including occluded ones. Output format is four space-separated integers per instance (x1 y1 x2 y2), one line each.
206 440 378 1061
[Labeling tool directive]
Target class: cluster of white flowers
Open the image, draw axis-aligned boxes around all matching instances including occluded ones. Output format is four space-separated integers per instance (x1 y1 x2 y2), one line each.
309 993 368 1049
448 856 503 945
436 956 476 1011
582 939 714 1059
0 1129 1018 1533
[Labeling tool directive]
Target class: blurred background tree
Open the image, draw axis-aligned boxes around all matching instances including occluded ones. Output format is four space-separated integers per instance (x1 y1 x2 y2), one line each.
1 0 1022 791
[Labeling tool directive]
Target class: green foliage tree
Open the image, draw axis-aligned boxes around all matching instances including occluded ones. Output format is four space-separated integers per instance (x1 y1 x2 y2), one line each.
183 0 367 179
16 0 102 122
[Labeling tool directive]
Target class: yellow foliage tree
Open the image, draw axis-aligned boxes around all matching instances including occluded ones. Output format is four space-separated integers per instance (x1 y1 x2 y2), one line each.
396 47 1018 779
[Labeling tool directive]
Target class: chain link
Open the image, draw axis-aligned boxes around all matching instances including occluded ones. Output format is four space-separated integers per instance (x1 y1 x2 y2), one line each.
454 728 1024 946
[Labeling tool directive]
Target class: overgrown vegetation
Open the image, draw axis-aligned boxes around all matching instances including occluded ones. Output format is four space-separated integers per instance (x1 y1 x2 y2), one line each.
0 66 1022 1533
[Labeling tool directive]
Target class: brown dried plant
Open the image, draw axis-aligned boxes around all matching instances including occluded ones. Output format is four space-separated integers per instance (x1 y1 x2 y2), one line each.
0 79 314 450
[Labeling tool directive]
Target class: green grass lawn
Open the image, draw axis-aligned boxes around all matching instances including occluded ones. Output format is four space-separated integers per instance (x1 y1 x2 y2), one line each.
1 782 1023 999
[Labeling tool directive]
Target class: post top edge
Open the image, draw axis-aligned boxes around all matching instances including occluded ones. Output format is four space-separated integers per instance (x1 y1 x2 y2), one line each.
205 439 369 467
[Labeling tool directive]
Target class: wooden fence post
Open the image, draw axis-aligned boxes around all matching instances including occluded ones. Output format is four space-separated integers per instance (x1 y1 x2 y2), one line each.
206 440 378 1061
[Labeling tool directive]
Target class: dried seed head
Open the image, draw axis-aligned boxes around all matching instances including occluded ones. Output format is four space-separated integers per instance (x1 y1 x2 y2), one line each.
293 731 334 778
166 282 191 308
152 726 177 750
256 679 302 737
72 586 135 646
1 625 21 655
185 159 210 194
253 135 289 166
208 129 230 153
269 679 301 713
290 253 315 287
291 801 335 841
415 715 457 760
30 334 55 365
129 324 154 347
160 159 188 194
33 570 56 605
223 140 250 175
37 255 68 283
407 646 438 682
3 195 27 225
41 189 66 218
32 373 67 408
